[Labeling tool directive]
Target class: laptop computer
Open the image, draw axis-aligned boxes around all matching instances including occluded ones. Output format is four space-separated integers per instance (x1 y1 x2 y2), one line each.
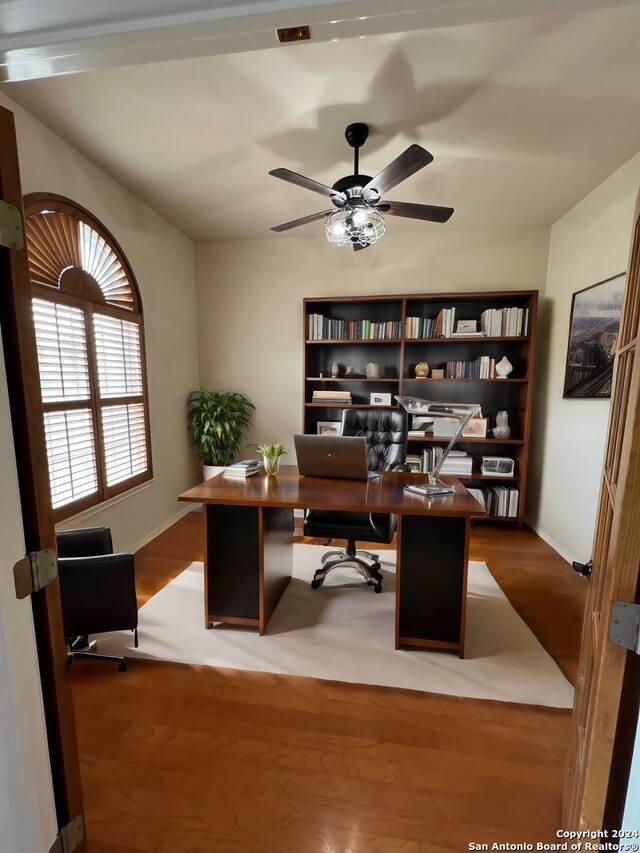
294 434 381 481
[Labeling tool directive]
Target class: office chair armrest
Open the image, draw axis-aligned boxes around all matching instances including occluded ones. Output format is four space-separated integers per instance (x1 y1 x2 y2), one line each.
57 526 113 557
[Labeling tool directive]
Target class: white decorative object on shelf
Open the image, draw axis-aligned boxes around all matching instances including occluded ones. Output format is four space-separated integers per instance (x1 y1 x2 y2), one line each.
495 356 513 379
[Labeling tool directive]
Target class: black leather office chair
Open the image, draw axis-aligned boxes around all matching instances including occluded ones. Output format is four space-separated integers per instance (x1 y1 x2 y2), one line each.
304 407 408 593
56 527 138 672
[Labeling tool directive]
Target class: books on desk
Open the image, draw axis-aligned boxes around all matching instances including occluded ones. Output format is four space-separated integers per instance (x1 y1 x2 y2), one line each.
223 460 263 478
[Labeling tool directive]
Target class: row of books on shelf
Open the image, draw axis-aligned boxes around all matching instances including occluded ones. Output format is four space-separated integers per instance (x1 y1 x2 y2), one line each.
406 449 474 476
404 305 529 339
468 485 519 518
307 314 402 341
444 356 501 379
311 390 353 404
480 307 529 337
223 459 263 478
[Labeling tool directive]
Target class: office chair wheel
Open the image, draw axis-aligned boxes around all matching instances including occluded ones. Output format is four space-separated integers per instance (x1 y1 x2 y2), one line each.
374 582 382 594
311 578 324 589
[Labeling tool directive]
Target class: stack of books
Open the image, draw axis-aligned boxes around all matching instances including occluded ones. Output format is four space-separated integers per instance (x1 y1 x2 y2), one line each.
439 452 473 476
312 390 352 405
405 316 438 339
436 307 456 338
307 314 402 340
223 459 263 479
444 356 497 379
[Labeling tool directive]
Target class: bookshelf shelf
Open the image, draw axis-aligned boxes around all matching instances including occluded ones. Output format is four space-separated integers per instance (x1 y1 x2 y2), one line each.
407 436 525 445
405 377 529 383
303 290 538 527
307 377 401 383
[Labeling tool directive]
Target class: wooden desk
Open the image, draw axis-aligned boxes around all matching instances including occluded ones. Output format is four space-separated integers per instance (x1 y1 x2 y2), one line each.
179 466 482 657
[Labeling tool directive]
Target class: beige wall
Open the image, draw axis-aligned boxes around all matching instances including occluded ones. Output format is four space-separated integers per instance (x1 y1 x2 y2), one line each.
195 228 550 461
0 92 201 552
528 151 640 563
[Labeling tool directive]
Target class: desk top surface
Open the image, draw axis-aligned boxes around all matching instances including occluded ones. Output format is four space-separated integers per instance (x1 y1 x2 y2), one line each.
179 466 483 517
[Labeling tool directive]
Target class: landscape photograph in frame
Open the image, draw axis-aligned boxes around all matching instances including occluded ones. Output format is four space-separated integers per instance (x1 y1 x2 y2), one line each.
563 272 626 399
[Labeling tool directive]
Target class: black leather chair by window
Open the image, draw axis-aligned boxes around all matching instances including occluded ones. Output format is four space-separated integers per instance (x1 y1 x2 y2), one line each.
56 527 138 673
304 407 408 593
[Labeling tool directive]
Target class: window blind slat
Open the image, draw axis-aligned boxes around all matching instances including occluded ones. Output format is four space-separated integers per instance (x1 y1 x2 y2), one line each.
101 403 148 487
43 409 98 509
33 298 91 402
93 313 144 399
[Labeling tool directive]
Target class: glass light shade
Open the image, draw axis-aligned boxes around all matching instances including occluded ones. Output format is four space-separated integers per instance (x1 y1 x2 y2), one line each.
325 206 385 247
395 396 480 495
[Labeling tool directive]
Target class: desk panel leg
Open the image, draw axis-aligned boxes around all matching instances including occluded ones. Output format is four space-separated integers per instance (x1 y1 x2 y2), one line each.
396 514 469 657
206 504 260 629
260 507 293 635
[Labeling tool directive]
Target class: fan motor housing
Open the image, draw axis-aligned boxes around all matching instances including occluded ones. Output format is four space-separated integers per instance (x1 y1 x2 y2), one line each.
331 174 374 206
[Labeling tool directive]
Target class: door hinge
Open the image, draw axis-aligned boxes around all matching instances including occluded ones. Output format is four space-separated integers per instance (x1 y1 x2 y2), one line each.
49 815 84 853
13 548 57 600
609 601 640 654
0 199 24 249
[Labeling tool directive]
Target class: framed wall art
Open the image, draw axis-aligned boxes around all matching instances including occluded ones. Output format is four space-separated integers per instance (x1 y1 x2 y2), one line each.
316 420 341 436
563 272 626 399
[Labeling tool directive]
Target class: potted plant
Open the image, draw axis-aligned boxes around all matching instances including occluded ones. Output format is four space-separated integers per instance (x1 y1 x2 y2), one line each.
251 442 288 476
188 390 255 479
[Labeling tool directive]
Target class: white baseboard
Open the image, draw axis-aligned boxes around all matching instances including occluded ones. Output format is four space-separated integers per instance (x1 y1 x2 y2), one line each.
527 521 573 566
130 505 194 554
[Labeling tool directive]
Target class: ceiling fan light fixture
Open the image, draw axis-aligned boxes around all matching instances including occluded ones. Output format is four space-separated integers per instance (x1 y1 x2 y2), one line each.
324 206 385 247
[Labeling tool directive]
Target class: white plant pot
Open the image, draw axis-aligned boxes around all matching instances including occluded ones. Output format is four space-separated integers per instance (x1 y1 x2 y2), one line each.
203 464 224 481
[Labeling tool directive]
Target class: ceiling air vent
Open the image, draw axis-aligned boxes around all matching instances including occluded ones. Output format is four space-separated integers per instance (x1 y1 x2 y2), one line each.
277 25 311 43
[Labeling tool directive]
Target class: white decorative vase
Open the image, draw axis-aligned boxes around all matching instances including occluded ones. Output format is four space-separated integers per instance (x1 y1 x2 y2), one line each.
263 455 281 475
203 464 224 480
495 356 513 379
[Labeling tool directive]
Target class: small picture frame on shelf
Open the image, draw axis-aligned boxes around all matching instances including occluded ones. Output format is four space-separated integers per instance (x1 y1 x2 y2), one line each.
431 368 445 379
316 420 341 436
405 454 422 473
370 392 392 406
462 417 489 438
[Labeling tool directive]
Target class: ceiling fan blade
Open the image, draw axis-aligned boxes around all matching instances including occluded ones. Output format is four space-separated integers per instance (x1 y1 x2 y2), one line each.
362 145 434 198
378 200 454 223
269 168 345 201
271 210 334 232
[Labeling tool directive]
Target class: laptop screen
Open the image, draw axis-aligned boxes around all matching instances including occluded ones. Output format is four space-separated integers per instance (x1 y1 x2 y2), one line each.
294 434 371 481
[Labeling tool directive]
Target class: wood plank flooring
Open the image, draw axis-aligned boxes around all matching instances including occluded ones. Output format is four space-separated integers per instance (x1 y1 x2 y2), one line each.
71 511 587 852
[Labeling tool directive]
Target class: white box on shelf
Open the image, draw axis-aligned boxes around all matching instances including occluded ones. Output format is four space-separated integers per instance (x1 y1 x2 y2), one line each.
481 456 515 477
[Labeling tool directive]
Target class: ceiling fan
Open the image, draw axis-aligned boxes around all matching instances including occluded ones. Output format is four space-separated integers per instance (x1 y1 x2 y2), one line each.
269 122 453 251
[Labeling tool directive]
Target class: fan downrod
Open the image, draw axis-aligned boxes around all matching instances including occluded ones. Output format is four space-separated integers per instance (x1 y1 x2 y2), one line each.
344 123 369 149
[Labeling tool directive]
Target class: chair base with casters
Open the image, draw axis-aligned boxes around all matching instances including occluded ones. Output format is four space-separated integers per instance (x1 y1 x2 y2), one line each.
311 539 384 592
65 630 138 673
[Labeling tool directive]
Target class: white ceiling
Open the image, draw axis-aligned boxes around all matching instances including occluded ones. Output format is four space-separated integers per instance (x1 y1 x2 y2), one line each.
4 4 640 241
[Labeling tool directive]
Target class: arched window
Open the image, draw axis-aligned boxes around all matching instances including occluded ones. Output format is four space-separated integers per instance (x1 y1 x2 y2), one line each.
25 193 152 520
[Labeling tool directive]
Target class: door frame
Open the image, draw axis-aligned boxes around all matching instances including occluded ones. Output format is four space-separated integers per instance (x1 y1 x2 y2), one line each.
0 106 85 842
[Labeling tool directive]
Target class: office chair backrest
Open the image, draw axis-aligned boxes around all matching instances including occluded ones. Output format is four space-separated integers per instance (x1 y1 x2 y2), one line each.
341 407 408 472
57 526 113 558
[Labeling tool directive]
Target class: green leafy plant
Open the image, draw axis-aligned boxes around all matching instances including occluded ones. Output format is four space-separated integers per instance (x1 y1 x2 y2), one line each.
188 390 255 466
251 442 288 459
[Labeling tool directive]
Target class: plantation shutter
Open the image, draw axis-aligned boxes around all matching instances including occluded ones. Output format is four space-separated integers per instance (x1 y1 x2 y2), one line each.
26 196 152 519
32 298 99 509
94 313 148 487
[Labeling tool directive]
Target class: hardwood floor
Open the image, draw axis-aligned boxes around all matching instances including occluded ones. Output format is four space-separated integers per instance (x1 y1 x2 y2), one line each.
71 511 587 852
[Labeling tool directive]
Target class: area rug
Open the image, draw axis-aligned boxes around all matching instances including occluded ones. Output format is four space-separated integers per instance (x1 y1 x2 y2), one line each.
98 545 574 707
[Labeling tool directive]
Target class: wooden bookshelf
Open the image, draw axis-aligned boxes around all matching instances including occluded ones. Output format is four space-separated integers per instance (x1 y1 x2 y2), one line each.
303 290 538 527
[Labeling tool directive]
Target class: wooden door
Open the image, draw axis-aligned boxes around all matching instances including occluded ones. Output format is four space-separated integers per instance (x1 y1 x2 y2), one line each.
564 190 640 827
0 107 85 843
